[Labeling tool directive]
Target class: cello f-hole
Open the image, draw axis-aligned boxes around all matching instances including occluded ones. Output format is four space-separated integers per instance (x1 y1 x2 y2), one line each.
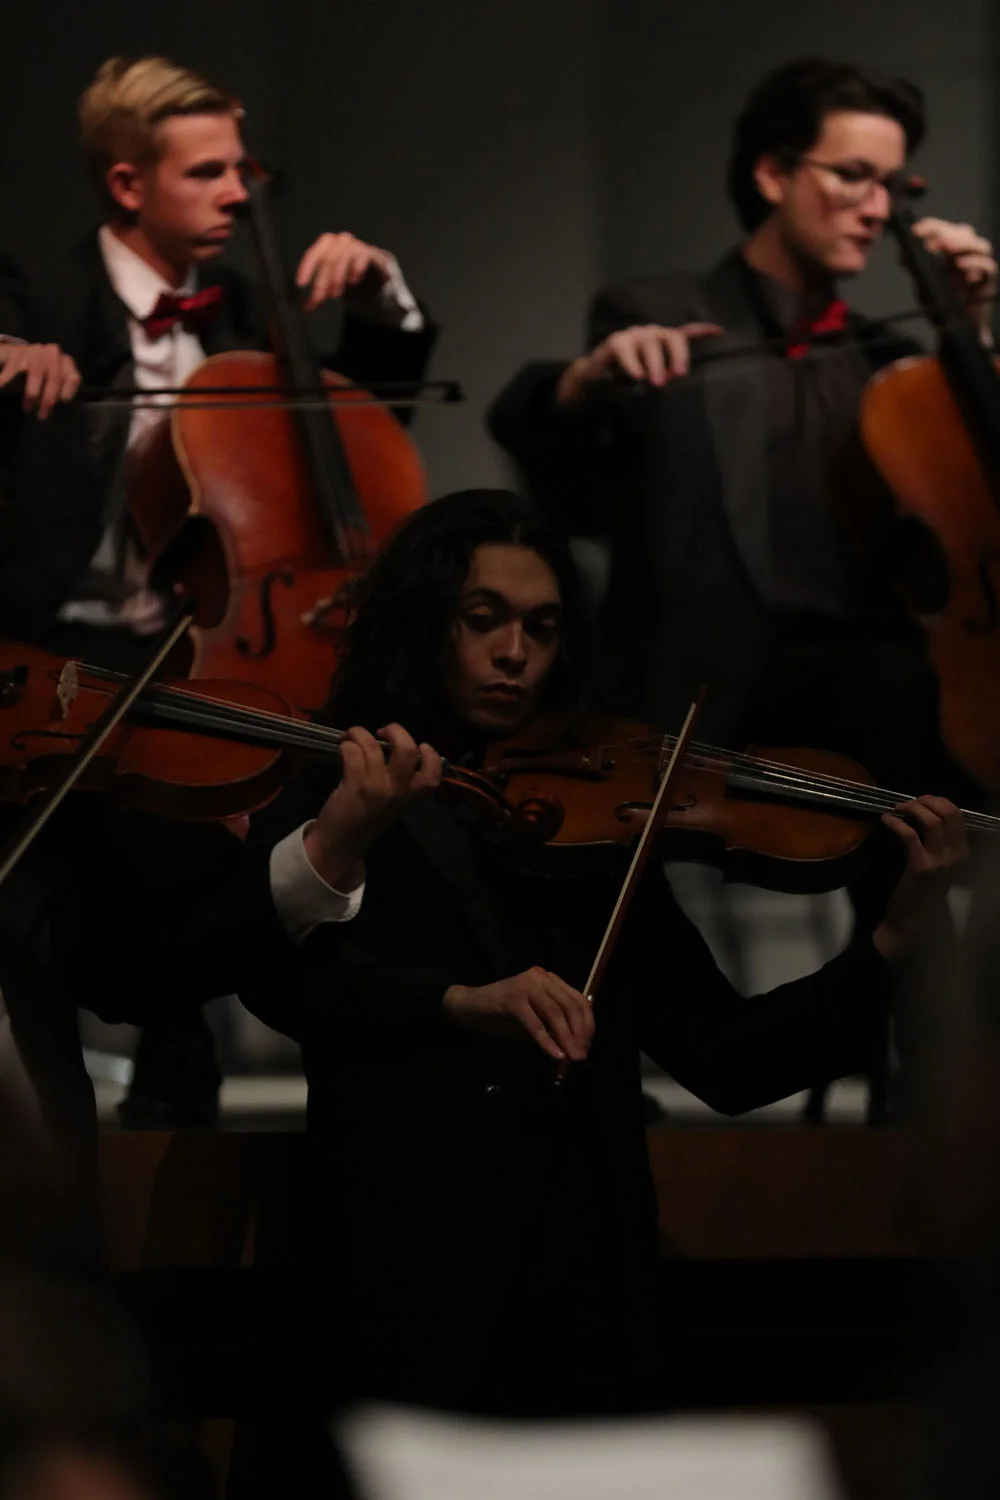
236 569 296 660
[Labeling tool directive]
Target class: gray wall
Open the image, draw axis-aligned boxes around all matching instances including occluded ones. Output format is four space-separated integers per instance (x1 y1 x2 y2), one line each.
598 0 994 318
0 1 994 490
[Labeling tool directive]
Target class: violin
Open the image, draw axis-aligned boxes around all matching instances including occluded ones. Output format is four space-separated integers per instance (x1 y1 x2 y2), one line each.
478 717 1000 893
126 160 430 713
0 643 993 893
0 638 503 825
859 177 1000 791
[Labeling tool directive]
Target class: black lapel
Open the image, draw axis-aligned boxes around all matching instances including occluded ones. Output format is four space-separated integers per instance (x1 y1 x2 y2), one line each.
199 264 270 355
69 231 134 386
401 797 535 980
693 250 775 605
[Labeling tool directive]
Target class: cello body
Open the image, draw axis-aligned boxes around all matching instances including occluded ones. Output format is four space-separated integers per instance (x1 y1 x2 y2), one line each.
861 354 1000 791
127 163 429 712
130 352 426 711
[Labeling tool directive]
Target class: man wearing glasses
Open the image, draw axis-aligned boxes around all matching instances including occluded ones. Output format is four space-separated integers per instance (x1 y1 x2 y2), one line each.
488 59 995 816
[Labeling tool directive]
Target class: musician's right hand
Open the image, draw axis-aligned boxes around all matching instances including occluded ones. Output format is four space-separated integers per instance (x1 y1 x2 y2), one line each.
303 723 442 891
0 341 81 419
555 321 721 406
443 968 594 1062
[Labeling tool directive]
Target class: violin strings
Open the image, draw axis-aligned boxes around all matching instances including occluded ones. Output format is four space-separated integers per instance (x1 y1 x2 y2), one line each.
654 734 1000 831
80 664 357 754
75 663 1000 833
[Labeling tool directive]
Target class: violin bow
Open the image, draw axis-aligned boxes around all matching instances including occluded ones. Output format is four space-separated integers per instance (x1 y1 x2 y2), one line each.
70 377 465 410
0 602 194 891
583 689 705 1002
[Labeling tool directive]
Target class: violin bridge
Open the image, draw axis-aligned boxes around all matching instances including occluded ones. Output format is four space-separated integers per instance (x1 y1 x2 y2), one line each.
56 661 79 720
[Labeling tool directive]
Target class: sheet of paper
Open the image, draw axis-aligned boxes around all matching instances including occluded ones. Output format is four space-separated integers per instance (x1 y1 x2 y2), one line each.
337 1405 845 1500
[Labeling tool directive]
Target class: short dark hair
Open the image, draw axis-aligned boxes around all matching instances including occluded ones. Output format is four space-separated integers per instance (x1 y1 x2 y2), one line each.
727 57 926 231
323 489 607 737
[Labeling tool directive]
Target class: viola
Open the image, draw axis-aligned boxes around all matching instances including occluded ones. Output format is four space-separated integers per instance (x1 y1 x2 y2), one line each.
126 161 429 713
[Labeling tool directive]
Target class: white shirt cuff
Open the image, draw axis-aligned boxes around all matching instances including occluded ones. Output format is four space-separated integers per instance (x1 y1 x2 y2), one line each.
348 253 424 331
269 822 365 946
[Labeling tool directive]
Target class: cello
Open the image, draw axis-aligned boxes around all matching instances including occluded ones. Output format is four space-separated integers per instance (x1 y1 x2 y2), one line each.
859 177 1000 791
126 161 429 712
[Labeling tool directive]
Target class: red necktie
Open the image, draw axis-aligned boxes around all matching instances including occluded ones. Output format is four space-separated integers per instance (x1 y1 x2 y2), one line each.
141 284 224 341
786 298 848 360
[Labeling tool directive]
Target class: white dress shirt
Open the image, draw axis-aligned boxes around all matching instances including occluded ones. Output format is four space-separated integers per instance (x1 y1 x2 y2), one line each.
57 227 206 632
269 823 365 943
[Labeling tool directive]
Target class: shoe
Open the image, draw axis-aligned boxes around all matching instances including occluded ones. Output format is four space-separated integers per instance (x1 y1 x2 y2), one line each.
117 1017 221 1129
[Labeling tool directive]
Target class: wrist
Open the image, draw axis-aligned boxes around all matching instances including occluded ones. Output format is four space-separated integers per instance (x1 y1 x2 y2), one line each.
555 357 590 406
302 823 365 892
872 920 906 965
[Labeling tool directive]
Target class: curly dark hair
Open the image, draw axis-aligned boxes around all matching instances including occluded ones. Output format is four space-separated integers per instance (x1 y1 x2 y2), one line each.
728 57 925 231
322 489 606 738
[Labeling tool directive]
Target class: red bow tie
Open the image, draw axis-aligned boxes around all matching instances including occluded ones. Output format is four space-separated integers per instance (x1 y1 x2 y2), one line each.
141 284 224 341
786 298 849 359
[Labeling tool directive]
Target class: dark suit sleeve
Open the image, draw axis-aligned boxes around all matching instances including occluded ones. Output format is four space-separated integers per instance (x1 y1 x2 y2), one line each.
221 261 438 428
612 865 891 1116
333 307 437 408
487 278 694 535
0 256 29 341
179 767 458 1046
130 769 338 1039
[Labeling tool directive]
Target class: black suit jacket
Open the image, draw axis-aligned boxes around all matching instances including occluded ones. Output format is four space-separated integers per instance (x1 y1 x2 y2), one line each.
487 251 919 743
0 233 437 641
155 757 891 1409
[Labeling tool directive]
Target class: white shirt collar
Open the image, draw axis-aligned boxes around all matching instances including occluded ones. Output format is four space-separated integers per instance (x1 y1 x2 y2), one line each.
98 224 196 320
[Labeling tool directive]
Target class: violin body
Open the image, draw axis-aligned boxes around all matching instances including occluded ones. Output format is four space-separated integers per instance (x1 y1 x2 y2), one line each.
861 354 1000 791
0 639 293 820
129 352 428 712
482 722 874 893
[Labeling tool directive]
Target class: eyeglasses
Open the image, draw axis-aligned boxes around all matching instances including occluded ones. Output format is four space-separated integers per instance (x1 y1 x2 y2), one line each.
796 157 908 207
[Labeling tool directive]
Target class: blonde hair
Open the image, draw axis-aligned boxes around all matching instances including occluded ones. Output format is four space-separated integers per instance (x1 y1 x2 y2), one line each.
79 56 242 206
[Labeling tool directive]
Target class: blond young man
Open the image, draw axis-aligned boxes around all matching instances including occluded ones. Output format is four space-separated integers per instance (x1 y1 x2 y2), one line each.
0 54 435 657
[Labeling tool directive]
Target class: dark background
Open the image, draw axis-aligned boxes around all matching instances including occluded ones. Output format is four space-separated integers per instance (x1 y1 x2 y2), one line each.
0 0 993 491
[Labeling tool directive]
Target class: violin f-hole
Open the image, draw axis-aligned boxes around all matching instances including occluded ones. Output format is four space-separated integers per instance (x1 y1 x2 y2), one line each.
237 569 296 660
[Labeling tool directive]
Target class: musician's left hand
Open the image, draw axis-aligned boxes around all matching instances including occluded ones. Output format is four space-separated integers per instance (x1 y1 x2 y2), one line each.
873 795 969 963
295 232 396 311
911 218 997 342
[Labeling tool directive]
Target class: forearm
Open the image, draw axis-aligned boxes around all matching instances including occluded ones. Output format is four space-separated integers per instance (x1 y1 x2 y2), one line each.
630 874 892 1115
653 937 891 1116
